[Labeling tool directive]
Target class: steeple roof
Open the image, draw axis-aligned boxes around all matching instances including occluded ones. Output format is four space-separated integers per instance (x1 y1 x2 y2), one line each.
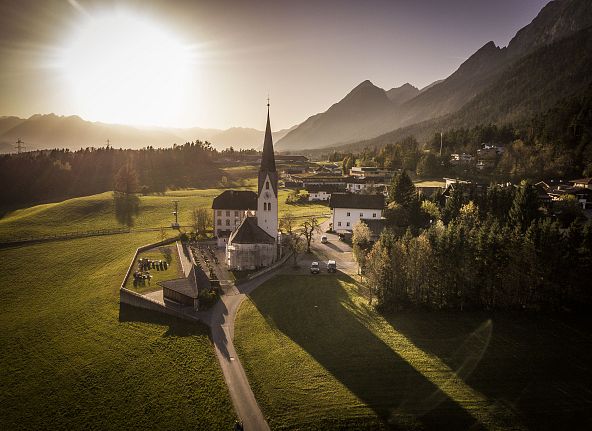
261 105 276 173
258 103 279 196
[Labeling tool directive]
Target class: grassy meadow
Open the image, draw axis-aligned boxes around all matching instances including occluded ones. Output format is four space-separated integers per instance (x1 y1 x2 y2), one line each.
0 185 329 242
0 179 330 429
0 232 235 430
235 274 592 430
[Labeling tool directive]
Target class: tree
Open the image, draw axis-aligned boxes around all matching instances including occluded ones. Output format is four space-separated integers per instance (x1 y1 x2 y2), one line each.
280 212 296 235
388 170 416 207
509 180 540 231
114 162 139 195
352 221 372 275
554 194 584 227
283 231 306 267
192 207 212 238
301 216 321 253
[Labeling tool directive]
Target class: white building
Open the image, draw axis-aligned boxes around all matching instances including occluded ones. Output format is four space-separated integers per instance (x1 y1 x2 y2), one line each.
305 184 342 201
329 193 385 231
349 166 394 179
212 190 257 247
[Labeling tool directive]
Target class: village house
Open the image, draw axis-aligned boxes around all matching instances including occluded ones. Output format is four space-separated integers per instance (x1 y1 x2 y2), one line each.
212 190 257 247
329 193 385 232
349 166 394 179
305 184 342 201
570 177 592 190
345 176 389 195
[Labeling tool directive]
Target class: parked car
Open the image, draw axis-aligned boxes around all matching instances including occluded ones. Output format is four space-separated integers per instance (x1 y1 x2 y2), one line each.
327 260 337 273
310 261 320 274
321 235 328 244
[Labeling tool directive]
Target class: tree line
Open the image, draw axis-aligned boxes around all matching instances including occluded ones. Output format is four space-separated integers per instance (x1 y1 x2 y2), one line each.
356 171 592 312
0 141 224 206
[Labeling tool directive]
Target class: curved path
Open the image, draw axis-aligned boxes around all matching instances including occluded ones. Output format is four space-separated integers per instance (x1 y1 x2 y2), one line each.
207 271 279 431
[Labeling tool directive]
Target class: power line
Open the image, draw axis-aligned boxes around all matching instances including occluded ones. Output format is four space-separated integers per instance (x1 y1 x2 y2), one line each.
15 138 26 154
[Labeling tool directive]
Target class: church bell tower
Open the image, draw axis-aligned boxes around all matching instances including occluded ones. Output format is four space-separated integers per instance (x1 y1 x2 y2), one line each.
257 101 278 240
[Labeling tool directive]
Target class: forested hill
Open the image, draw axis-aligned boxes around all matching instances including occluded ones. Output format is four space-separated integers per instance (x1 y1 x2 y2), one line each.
341 25 592 153
0 142 223 206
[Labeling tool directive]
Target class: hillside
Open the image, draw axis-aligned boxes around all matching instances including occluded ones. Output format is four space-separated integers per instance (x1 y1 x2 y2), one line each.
277 0 592 152
276 80 400 150
340 25 592 152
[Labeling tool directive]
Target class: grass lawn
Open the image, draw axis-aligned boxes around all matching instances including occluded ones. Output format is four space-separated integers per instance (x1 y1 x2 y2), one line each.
0 186 329 242
235 274 592 430
0 232 235 430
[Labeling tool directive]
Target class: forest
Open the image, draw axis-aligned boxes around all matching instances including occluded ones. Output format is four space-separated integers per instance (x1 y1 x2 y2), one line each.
355 172 592 312
0 141 225 206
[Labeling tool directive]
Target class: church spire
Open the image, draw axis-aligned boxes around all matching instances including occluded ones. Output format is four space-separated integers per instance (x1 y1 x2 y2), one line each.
260 100 276 173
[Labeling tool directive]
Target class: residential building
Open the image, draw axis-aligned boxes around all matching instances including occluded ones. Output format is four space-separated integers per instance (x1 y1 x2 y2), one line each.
212 190 257 247
329 193 385 232
349 166 394 179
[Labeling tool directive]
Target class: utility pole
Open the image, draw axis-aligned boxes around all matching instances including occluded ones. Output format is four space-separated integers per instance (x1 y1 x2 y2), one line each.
106 139 110 149
172 200 180 229
15 138 25 154
439 132 443 157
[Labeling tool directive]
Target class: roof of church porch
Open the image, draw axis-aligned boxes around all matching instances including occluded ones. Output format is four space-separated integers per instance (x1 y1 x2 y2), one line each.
228 217 275 245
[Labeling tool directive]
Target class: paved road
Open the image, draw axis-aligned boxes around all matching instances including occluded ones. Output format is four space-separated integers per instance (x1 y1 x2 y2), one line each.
209 270 278 431
306 220 358 276
204 223 358 430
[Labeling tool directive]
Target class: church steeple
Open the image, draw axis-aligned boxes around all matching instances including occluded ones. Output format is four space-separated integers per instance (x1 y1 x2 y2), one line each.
261 101 276 173
258 101 278 196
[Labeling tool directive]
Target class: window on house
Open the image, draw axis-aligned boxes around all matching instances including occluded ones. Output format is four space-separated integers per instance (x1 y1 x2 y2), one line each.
266 181 269 190
347 212 350 216
217 219 221 225
373 213 377 218
338 221 342 227
346 222 350 227
226 219 230 226
226 210 230 216
234 211 239 216
217 210 221 216
360 212 363 217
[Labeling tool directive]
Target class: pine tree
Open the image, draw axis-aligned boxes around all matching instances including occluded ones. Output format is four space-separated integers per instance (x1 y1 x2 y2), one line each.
388 170 416 207
509 181 540 231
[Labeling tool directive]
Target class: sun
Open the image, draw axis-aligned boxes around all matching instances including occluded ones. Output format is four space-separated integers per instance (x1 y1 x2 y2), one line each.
57 11 196 127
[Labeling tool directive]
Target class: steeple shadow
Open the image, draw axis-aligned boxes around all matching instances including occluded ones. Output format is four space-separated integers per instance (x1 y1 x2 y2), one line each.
247 275 483 430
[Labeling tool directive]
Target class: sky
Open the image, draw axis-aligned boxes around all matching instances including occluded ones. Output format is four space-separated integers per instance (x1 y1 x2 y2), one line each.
0 0 551 130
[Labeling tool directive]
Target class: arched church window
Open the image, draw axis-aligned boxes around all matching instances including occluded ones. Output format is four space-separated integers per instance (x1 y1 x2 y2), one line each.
264 202 267 211
266 181 269 190
268 202 272 211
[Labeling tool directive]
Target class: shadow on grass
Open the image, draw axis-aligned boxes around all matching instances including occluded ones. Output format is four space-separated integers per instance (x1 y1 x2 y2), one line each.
113 192 140 227
248 274 482 430
118 302 207 338
381 311 592 430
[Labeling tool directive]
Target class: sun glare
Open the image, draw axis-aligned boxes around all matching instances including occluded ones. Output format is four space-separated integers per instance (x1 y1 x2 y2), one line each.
57 12 196 127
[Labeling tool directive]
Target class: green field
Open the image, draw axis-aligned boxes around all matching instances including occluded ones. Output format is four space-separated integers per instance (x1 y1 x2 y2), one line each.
0 187 329 242
0 232 235 430
235 275 592 430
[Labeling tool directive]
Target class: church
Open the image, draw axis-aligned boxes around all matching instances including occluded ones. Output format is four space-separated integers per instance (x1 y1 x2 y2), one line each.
215 104 279 271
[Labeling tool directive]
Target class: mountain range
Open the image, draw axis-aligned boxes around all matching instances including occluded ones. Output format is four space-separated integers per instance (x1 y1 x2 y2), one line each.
0 114 294 154
2 0 590 156
276 0 592 151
